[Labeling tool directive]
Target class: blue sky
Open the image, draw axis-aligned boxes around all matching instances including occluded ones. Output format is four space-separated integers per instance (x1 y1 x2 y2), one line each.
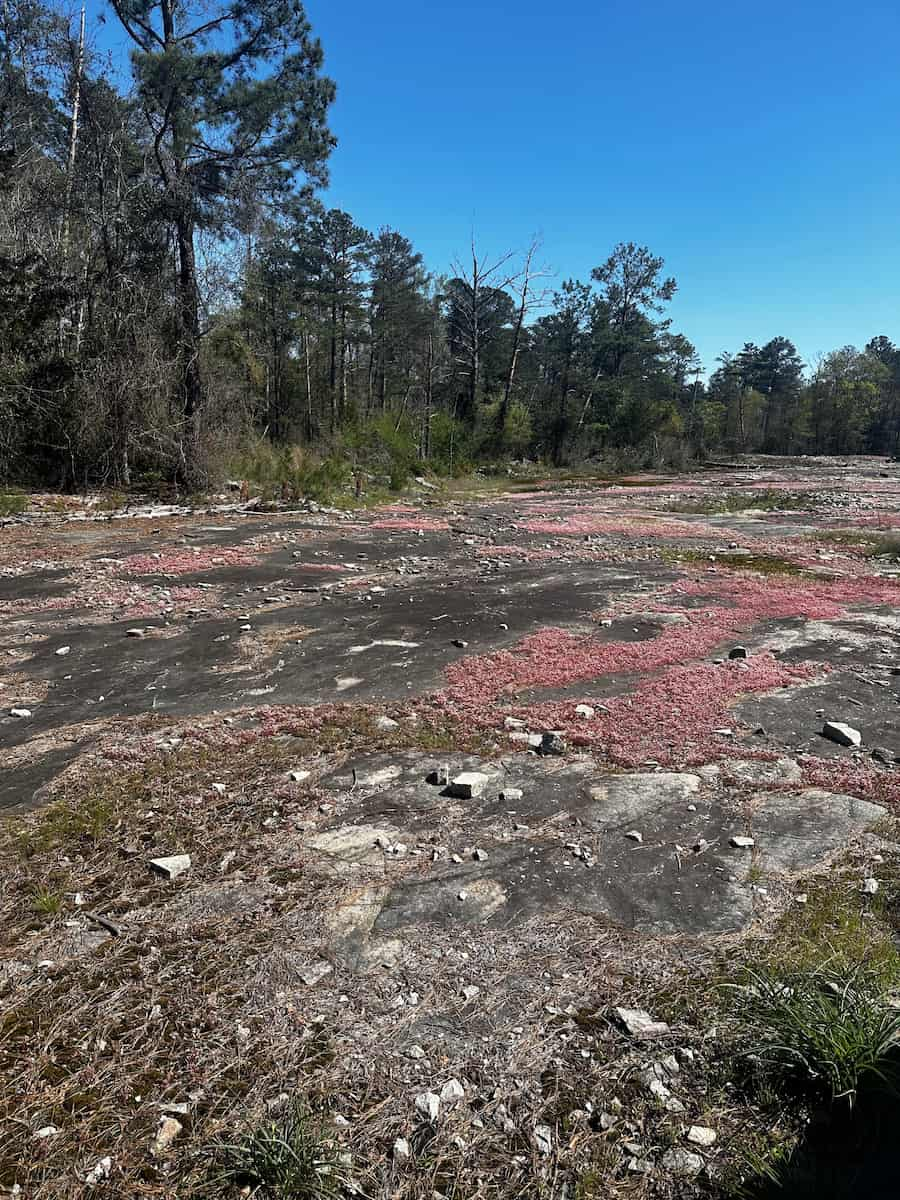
89 0 900 374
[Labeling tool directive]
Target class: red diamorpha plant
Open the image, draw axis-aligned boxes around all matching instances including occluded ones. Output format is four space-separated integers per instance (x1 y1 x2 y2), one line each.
369 516 450 532
517 513 723 539
0 582 208 618
119 547 257 575
438 564 899 767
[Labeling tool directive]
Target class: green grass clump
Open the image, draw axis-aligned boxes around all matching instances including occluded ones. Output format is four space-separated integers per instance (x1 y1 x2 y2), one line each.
210 1098 348 1199
661 547 806 575
815 529 900 559
730 964 900 1106
0 491 27 516
665 489 813 515
29 886 63 916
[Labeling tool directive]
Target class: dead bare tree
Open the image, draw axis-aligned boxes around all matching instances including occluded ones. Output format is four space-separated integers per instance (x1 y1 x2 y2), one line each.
497 235 552 435
447 234 519 422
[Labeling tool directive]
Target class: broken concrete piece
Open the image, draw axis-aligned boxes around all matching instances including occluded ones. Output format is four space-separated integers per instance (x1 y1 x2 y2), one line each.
500 787 523 802
446 772 490 799
615 1007 670 1038
822 721 862 747
148 855 191 880
729 836 755 849
9 708 31 718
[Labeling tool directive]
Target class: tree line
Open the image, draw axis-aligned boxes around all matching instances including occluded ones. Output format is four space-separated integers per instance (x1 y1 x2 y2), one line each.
2 0 898 494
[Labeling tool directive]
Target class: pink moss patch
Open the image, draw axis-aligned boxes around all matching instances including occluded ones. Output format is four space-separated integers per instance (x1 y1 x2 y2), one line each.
369 517 450 532
518 513 721 539
119 547 257 576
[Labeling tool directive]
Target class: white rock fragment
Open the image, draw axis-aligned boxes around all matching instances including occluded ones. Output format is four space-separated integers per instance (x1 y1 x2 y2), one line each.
393 1137 411 1161
288 769 311 783
473 848 488 862
574 704 595 719
9 708 31 718
533 1124 553 1156
298 961 333 986
822 721 862 748
147 854 191 880
440 1078 465 1104
211 782 226 795
662 1148 704 1177
729 835 755 848
84 1156 113 1185
461 985 480 1001
614 1007 670 1038
414 1091 440 1122
34 1125 59 1139
56 646 71 656
863 877 879 896
687 1125 717 1147
500 787 523 802
153 1116 183 1155
446 772 490 799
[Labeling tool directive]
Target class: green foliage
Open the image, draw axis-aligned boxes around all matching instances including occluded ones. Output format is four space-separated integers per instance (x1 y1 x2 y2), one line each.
348 412 421 490
12 791 117 857
229 439 351 503
0 491 26 516
29 886 63 916
210 1098 347 1199
665 489 814 515
427 410 472 475
730 965 900 1105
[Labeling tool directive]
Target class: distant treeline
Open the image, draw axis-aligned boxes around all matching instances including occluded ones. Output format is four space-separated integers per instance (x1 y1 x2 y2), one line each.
2 0 898 492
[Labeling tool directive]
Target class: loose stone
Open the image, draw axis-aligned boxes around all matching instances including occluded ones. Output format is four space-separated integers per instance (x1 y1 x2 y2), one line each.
822 720 862 747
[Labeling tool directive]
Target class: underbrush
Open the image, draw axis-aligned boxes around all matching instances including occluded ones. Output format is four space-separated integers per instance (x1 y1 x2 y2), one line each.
0 489 27 516
664 489 814 515
661 548 808 575
816 529 900 559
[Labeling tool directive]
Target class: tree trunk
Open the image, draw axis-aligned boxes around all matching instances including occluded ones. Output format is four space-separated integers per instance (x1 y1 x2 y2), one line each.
175 208 203 482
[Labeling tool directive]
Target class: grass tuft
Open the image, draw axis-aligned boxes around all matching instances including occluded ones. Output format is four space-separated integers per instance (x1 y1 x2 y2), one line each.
729 964 900 1106
208 1097 348 1199
0 490 27 516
